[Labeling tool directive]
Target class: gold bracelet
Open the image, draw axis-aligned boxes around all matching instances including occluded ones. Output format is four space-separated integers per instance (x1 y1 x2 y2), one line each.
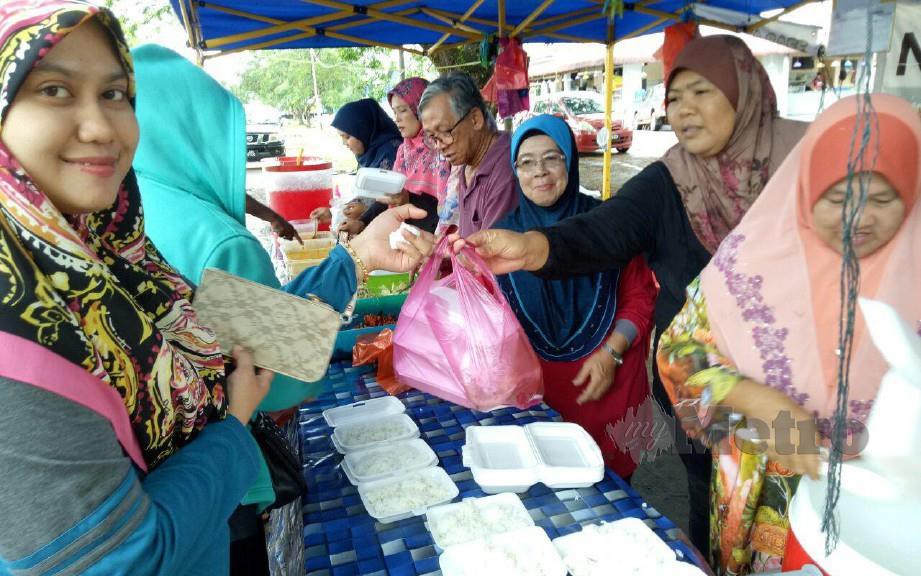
343 242 369 284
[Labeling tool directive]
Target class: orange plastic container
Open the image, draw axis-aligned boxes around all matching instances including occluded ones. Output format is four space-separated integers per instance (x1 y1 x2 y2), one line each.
263 157 334 230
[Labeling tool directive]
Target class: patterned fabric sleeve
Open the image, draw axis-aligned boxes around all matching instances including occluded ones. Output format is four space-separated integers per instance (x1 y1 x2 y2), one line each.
656 277 743 443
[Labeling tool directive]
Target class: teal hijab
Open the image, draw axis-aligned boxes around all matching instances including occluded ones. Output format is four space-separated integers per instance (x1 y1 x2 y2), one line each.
132 44 246 231
496 115 618 362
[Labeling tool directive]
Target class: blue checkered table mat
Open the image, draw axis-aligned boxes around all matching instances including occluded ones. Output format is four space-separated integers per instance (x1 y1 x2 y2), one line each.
299 361 702 575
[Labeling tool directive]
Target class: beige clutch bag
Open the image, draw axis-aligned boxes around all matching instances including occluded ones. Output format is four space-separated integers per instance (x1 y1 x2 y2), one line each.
192 268 342 382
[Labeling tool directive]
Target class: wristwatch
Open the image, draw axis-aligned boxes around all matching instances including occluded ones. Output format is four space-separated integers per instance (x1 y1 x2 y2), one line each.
602 343 624 366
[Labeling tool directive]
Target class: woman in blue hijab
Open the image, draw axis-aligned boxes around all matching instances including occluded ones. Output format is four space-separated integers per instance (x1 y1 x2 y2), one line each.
331 98 403 169
496 115 657 480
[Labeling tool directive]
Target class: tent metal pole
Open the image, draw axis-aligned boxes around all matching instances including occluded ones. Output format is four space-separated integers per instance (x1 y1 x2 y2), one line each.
426 0 485 54
423 7 594 47
432 29 595 55
422 9 481 33
528 5 597 27
602 39 614 200
203 0 413 49
210 27 426 56
186 0 207 65
176 0 198 57
201 4 422 53
747 0 817 32
632 6 733 31
529 11 607 36
305 0 481 39
619 17 668 40
512 0 559 36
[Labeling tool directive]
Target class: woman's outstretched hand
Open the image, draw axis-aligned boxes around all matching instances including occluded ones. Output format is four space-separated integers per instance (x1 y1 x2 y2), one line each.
350 204 435 273
450 229 550 275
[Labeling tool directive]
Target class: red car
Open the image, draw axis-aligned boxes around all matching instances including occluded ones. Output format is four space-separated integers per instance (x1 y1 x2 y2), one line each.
532 91 633 154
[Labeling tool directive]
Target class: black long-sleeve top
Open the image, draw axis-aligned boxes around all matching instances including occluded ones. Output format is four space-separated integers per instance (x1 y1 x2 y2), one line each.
538 161 711 342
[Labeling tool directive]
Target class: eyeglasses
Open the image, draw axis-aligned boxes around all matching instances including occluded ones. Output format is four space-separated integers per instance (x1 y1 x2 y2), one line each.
423 108 472 149
515 152 566 174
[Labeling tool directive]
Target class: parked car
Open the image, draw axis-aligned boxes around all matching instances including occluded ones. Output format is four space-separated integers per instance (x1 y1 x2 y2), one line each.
531 91 632 154
634 83 667 131
246 123 285 161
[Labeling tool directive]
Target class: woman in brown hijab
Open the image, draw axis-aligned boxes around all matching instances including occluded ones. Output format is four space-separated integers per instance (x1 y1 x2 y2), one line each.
456 35 807 556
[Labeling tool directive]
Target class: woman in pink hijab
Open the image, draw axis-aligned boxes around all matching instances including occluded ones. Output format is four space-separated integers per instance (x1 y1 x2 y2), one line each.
335 77 451 235
657 94 921 574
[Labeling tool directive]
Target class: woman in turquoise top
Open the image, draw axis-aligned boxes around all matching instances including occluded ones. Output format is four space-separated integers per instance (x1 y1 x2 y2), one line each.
133 45 329 410
131 45 434 573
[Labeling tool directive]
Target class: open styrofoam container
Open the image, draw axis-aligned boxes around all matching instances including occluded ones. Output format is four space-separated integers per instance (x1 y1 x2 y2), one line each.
552 518 703 575
439 526 567 576
331 412 419 454
322 395 405 428
342 438 438 485
462 422 604 493
353 167 406 200
358 466 459 524
426 492 534 549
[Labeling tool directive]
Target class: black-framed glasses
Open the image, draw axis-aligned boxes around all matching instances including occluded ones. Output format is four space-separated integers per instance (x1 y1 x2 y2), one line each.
423 108 473 149
514 152 566 174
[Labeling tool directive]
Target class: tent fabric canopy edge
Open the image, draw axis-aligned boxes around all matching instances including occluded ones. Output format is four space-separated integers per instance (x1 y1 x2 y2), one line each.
171 0 816 59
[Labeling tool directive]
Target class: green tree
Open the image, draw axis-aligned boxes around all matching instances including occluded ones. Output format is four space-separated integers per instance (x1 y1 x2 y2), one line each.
234 47 436 120
101 0 174 45
428 43 494 88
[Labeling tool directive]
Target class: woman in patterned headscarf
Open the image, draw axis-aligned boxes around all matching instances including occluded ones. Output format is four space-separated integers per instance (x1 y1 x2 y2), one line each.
657 94 921 574
0 2 432 573
0 3 267 572
388 77 451 206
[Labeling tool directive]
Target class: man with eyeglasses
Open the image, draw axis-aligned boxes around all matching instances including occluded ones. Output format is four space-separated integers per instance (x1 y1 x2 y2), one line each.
418 72 518 236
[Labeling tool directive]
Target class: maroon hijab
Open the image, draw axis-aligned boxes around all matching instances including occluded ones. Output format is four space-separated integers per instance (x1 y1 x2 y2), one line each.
661 35 807 253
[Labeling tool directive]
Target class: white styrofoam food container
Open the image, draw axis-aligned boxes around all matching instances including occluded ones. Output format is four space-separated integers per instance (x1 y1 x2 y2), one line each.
439 526 567 576
322 396 405 428
552 517 704 576
331 413 419 454
358 466 459 524
426 492 534 549
353 167 406 200
342 438 438 485
462 422 604 493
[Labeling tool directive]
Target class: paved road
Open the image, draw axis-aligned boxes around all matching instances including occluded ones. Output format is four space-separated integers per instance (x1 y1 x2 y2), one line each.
579 129 677 194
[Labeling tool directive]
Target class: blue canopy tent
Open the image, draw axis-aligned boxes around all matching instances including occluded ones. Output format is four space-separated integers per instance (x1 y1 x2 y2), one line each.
171 0 816 196
170 0 815 54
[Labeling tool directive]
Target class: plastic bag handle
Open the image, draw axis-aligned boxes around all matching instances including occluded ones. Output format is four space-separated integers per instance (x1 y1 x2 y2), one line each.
451 244 503 294
415 235 453 284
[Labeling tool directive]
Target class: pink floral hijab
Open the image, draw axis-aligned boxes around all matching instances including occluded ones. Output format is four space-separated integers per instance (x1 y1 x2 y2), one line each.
388 77 450 199
662 35 807 253
700 95 921 431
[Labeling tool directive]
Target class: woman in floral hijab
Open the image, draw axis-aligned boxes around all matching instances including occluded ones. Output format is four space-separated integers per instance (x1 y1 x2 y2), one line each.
0 1 271 572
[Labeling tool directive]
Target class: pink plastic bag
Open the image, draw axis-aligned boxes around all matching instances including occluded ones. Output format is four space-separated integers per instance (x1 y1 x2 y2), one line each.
393 238 543 411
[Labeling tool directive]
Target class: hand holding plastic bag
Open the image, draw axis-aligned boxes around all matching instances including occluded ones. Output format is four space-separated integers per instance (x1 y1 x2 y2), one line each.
393 237 543 411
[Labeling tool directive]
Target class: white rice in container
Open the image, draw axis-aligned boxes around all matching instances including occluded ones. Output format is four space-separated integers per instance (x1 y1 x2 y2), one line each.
555 518 702 576
430 500 484 547
348 441 427 478
429 495 534 548
361 468 457 519
477 499 533 533
335 414 415 449
440 527 565 576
